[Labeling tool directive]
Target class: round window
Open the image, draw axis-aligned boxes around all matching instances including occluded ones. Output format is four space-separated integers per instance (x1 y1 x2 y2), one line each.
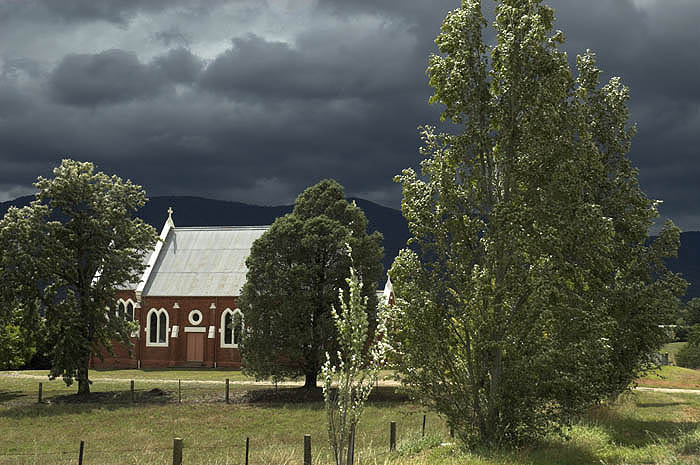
188 310 203 326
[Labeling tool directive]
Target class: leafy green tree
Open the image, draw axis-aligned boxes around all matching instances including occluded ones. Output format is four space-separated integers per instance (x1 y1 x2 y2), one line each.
239 180 383 388
0 316 39 369
391 0 686 445
681 298 700 327
676 325 700 368
0 159 157 394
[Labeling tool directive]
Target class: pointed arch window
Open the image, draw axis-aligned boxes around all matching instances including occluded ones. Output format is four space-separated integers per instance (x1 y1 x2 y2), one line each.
116 299 136 321
146 308 169 347
220 308 243 348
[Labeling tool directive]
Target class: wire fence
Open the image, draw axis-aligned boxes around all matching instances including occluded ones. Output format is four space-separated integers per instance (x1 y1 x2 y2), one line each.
0 419 446 465
1 378 452 465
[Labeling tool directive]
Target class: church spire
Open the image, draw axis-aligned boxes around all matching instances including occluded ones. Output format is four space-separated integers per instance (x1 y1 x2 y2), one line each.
166 207 174 227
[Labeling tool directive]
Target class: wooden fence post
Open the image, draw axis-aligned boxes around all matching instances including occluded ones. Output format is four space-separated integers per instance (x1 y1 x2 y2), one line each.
173 437 183 465
178 379 182 403
38 382 42 403
422 414 426 437
225 378 230 404
304 434 312 465
390 421 396 451
130 380 135 403
78 440 84 465
245 437 250 465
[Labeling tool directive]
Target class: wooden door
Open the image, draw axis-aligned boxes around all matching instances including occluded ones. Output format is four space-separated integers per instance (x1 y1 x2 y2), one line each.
187 333 204 362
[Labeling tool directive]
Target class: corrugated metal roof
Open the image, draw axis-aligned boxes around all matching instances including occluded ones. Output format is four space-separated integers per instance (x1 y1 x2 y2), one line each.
142 226 269 297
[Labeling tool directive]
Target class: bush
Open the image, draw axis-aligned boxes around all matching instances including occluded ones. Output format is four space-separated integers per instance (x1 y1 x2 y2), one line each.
676 343 700 368
676 325 700 368
674 326 689 342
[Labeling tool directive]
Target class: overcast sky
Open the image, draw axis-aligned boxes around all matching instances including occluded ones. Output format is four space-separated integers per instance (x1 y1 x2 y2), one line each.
0 0 698 230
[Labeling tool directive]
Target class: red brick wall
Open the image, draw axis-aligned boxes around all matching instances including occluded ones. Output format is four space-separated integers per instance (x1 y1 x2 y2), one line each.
91 293 244 370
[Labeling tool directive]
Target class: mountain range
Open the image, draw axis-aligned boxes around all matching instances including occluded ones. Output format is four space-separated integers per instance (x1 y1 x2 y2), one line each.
2 195 698 300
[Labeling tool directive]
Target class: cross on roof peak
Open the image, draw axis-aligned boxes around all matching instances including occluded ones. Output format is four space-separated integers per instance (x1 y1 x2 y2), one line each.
167 207 174 225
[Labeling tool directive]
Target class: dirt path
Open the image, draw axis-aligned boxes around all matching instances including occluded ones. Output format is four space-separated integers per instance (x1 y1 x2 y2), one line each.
0 371 301 385
634 386 700 394
2 371 697 392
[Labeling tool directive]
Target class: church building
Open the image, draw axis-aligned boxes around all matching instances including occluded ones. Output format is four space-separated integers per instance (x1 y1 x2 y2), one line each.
91 209 268 369
91 208 395 369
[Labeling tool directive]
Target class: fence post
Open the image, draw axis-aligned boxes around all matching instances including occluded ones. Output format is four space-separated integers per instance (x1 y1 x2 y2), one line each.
130 380 135 403
422 414 426 437
390 421 396 451
304 434 312 465
225 378 230 404
38 382 43 403
173 437 183 465
78 440 84 465
245 437 250 465
178 379 182 403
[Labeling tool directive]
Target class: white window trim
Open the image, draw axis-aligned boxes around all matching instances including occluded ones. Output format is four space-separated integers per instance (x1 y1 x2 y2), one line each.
188 309 203 326
145 308 169 347
220 308 244 348
116 298 137 321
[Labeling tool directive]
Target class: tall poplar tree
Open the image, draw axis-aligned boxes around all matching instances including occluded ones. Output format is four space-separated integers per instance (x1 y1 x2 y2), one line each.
391 0 686 445
239 180 383 388
0 160 157 394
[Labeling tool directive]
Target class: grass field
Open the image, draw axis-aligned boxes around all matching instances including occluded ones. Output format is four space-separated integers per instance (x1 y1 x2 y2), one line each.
662 342 687 365
1 369 700 464
636 365 700 390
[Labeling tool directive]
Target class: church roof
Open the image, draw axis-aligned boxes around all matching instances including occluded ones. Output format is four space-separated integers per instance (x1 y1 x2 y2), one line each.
141 225 268 297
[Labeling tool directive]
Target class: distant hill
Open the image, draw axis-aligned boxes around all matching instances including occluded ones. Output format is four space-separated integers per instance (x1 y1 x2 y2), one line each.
0 195 410 280
3 195 700 300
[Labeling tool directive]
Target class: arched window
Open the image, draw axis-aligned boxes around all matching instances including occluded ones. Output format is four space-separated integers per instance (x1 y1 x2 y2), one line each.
220 308 243 348
116 299 136 321
146 308 169 347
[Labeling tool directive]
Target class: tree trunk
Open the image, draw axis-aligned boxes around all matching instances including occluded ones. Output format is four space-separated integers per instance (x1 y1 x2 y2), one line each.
304 371 318 389
77 354 91 395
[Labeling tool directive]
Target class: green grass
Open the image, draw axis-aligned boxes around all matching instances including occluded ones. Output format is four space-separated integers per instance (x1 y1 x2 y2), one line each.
2 370 700 464
637 365 700 389
662 342 687 365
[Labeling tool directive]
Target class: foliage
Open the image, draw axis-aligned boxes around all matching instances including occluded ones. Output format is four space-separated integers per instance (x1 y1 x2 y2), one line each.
676 297 700 329
0 322 36 370
676 325 700 368
390 0 686 446
0 159 157 393
239 180 383 388
322 248 391 465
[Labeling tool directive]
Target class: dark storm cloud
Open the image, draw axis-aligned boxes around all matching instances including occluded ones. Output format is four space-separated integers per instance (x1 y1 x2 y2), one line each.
1 0 699 230
0 0 225 25
154 48 203 84
48 49 165 106
200 29 421 101
153 28 191 48
546 0 700 227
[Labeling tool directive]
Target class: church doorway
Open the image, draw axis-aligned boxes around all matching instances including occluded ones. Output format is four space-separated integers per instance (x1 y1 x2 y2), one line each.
187 332 205 362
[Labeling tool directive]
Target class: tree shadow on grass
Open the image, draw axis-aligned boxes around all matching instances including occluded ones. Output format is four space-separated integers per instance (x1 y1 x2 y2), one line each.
0 390 26 403
584 396 699 448
239 385 409 408
0 389 173 419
